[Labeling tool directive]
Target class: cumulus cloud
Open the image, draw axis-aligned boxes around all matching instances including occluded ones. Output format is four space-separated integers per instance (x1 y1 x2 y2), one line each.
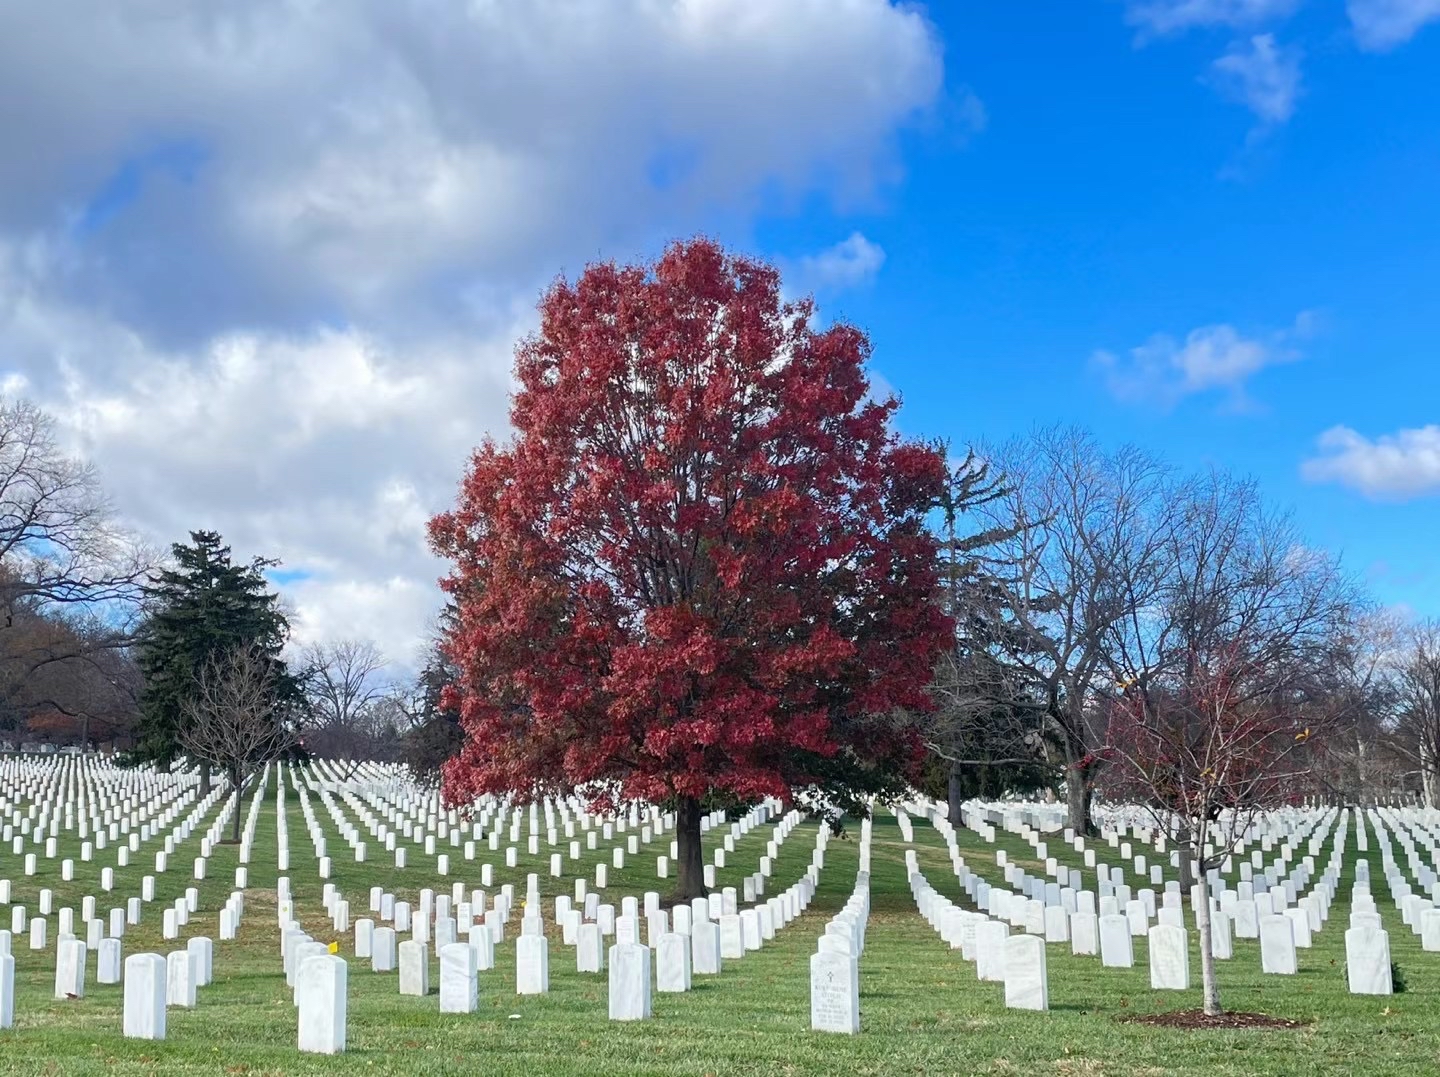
0 0 946 672
1209 33 1304 125
1125 0 1301 36
798 232 887 292
1302 425 1440 499
1093 312 1314 408
1347 0 1440 48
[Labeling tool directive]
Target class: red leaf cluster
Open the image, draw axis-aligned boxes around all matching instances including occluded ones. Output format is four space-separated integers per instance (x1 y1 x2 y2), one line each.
428 238 951 811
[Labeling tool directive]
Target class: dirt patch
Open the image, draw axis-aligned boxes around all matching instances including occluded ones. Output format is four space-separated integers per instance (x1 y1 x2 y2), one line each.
1119 1010 1307 1030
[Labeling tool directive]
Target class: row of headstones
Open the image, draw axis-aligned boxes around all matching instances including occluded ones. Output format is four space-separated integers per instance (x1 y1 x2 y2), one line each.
909 802 1367 988
346 823 827 990
947 797 1341 942
279 758 779 893
2 778 228 885
263 852 829 1052
964 796 1336 897
286 761 739 880
957 796 1336 909
1 757 203 852
329 816 794 954
1 767 256 939
0 885 248 1035
809 816 871 1034
0 932 217 1033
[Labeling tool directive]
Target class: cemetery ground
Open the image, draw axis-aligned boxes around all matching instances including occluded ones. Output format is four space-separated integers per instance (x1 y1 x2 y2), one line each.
3 776 1439 1077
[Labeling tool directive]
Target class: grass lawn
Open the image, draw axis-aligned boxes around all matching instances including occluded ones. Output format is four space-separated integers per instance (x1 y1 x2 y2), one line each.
1 766 1436 1076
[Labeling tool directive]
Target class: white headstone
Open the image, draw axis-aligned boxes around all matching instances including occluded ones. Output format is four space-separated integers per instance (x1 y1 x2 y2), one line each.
1345 924 1393 995
607 942 652 1020
439 943 478 1013
1003 934 1048 1011
1259 915 1297 975
692 920 722 975
123 953 167 1039
297 954 347 1054
1147 924 1189 990
398 940 429 996
656 931 691 993
809 948 859 1033
516 935 549 995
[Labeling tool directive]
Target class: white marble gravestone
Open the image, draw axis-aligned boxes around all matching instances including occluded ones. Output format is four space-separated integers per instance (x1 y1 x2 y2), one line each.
97 937 122 984
975 919 1009 982
398 939 429 996
692 920 722 975
1099 914 1134 968
607 942 652 1020
517 935 549 994
1148 924 1189 990
439 943 478 1013
165 950 196 1008
1345 924 1393 995
54 937 87 999
297 954 347 1055
656 931 692 993
1003 934 1048 1011
123 953 167 1040
809 948 859 1034
1259 914 1297 975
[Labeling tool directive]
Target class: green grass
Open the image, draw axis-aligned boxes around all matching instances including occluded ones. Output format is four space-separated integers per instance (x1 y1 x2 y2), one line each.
1 767 1437 1076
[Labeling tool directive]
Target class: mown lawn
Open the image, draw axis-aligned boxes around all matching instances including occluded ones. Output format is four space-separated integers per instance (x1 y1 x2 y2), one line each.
1 769 1435 1076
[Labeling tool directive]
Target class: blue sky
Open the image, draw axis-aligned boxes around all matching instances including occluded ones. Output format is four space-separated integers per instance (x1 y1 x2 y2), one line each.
753 2 1440 617
0 1 1436 668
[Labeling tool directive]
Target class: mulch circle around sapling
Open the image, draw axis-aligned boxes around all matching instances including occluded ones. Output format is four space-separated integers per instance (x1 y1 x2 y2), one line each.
1118 1010 1308 1030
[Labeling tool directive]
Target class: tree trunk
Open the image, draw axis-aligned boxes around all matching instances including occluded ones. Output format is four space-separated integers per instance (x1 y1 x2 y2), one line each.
948 762 964 826
198 759 211 796
673 796 707 902
1064 752 1094 835
1196 867 1221 1015
1174 817 1195 893
230 767 244 844
1422 742 1438 809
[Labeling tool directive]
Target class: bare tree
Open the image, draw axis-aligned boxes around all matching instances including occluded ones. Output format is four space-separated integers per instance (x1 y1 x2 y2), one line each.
1105 468 1357 879
1389 620 1440 807
0 398 153 620
982 427 1174 833
1310 608 1404 804
1101 645 1327 1016
179 644 296 841
297 639 392 774
921 450 1054 817
0 397 155 726
300 639 386 726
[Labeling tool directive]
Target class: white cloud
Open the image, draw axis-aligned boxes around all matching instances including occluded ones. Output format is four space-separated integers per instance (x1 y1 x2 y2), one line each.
1126 0 1301 36
0 1 942 329
799 232 887 291
1094 313 1312 408
0 1 946 673
1302 425 1440 499
1348 0 1440 48
1209 33 1303 124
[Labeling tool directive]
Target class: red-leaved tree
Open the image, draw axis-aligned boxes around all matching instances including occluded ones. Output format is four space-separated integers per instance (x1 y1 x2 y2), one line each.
428 238 951 899
1100 645 1323 1016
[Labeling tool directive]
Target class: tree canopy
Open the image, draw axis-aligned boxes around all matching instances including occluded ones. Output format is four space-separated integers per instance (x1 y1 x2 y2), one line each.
429 237 952 897
134 530 304 772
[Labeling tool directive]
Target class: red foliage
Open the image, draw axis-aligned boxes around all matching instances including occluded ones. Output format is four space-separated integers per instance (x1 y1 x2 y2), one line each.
429 238 950 816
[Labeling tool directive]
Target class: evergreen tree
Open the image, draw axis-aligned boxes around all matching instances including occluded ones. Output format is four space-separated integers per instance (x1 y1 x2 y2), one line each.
134 530 304 780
